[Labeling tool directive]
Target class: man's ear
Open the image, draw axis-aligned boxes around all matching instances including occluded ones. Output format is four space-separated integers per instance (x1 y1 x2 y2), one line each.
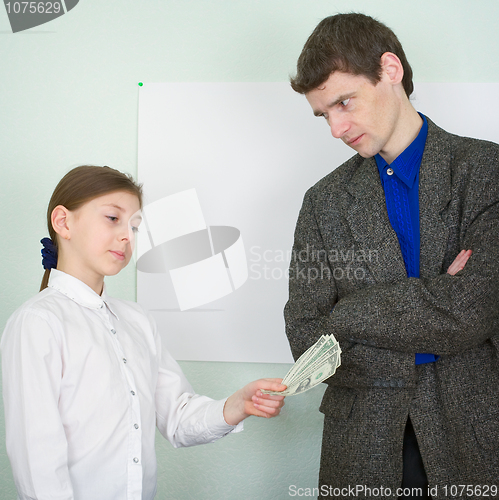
51 205 71 240
380 52 404 86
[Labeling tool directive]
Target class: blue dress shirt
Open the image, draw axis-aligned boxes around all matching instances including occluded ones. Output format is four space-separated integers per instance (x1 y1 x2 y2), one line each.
375 114 438 365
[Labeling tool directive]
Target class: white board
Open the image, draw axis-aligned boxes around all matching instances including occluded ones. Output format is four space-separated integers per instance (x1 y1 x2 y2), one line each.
137 82 499 362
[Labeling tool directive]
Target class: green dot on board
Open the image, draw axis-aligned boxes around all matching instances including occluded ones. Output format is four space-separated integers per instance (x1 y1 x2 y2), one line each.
138 82 143 86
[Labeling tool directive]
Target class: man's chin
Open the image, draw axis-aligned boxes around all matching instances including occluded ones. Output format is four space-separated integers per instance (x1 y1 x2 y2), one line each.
352 148 376 159
345 141 375 159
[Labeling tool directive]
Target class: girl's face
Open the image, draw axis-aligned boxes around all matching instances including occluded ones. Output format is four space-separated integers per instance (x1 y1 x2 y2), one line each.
62 190 141 291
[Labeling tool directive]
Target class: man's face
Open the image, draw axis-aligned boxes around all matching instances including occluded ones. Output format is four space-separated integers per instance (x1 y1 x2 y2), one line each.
305 70 402 161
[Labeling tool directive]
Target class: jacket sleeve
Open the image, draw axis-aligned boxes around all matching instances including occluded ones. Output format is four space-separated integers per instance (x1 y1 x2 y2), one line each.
328 200 499 356
285 189 499 359
284 189 339 361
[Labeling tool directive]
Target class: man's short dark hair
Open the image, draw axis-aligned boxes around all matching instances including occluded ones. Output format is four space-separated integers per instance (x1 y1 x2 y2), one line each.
290 13 414 97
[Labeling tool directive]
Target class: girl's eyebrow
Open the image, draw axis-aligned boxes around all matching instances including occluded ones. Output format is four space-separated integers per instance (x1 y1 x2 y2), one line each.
103 203 124 211
103 204 143 224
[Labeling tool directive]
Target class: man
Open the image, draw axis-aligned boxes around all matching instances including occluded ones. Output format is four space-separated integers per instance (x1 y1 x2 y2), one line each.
284 13 499 499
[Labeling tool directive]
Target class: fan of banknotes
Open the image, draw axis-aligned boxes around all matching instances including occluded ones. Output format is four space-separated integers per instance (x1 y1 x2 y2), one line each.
261 334 341 396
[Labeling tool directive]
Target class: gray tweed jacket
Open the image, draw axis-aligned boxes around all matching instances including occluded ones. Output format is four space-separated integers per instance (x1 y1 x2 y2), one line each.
284 117 499 498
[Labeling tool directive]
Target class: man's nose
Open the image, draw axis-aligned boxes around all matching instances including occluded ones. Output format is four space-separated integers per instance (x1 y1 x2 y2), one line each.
329 118 349 139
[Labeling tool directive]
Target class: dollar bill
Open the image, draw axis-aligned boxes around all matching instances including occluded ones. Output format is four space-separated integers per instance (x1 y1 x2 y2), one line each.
261 334 341 396
281 335 329 386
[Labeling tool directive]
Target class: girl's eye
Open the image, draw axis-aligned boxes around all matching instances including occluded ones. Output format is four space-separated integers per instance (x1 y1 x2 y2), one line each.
107 216 118 222
130 226 139 233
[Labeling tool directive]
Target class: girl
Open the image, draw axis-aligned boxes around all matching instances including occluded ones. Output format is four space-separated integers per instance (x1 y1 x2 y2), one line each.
1 165 285 500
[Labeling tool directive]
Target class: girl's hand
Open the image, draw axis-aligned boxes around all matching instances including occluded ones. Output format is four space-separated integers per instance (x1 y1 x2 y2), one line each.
223 378 286 426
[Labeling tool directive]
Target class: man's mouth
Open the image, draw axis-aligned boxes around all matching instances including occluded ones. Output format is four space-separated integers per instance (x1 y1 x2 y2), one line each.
346 134 364 146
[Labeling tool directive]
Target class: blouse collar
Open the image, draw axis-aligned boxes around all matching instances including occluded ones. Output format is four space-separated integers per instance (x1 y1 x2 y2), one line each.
47 269 118 318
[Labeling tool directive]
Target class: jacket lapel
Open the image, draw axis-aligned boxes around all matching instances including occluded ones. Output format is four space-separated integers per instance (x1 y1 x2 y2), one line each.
345 157 408 284
418 118 451 279
344 118 452 284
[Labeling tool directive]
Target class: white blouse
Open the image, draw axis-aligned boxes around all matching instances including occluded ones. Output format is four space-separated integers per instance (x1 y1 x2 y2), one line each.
1 269 241 500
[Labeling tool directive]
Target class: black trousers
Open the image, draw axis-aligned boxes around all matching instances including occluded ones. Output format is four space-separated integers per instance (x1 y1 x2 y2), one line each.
398 417 431 499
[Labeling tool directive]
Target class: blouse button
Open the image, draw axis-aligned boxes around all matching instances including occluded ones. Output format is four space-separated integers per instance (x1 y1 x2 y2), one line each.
387 168 394 176
131 390 135 396
133 457 139 463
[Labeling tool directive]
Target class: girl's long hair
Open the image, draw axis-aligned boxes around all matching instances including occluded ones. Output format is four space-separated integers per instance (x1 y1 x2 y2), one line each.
40 165 143 291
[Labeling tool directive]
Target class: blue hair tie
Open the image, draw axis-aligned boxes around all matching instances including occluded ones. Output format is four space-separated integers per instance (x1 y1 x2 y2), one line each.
41 237 58 270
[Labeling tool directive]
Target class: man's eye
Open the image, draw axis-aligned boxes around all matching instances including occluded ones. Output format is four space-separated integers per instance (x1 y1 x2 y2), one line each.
341 98 350 107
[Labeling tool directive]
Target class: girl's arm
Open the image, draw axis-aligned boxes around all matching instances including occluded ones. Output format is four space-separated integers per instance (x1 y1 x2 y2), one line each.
153 328 285 448
1 309 74 499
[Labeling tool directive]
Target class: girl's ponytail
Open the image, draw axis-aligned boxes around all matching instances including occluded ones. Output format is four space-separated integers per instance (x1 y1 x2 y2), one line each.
40 269 51 292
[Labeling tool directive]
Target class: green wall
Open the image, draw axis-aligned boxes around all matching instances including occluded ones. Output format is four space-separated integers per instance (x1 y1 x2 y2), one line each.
1 1 498 498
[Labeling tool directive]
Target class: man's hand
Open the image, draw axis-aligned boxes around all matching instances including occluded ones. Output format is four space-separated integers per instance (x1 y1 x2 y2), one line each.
223 378 286 426
447 249 472 276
